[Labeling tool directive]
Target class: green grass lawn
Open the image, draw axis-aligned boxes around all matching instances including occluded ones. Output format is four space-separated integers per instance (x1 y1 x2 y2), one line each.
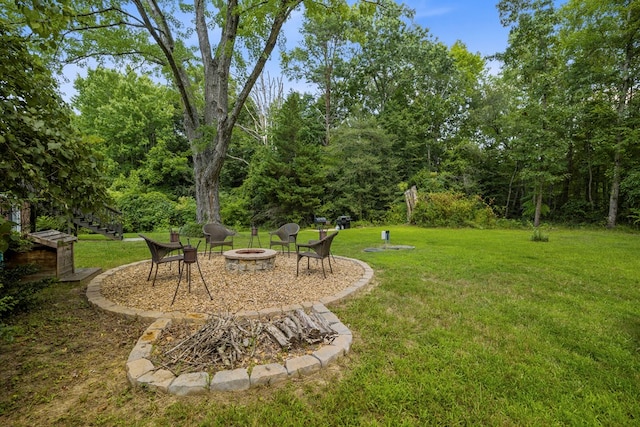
5 226 640 425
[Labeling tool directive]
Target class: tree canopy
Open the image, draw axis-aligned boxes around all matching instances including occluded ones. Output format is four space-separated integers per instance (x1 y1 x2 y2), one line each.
0 21 107 216
4 0 640 230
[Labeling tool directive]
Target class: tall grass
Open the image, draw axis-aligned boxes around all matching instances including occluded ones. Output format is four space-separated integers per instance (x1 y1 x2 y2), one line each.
67 227 640 423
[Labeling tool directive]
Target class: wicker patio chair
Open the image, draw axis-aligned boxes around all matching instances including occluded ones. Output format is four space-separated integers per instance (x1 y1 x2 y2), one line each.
202 223 235 258
296 231 338 278
269 223 300 256
139 234 184 287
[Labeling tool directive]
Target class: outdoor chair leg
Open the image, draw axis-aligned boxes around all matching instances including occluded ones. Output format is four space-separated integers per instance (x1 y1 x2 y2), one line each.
152 265 159 287
171 268 184 305
195 259 213 301
147 262 153 281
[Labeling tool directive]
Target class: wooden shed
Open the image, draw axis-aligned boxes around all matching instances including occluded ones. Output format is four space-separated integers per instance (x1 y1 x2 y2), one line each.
6 230 78 280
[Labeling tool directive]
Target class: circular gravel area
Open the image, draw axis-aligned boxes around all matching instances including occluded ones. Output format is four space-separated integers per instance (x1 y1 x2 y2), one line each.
100 253 366 315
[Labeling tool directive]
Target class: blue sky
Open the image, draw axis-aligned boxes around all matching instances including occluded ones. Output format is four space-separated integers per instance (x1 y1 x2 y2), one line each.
406 0 509 58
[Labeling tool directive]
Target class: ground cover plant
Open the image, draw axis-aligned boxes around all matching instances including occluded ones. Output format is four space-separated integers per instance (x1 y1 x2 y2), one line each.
1 226 639 425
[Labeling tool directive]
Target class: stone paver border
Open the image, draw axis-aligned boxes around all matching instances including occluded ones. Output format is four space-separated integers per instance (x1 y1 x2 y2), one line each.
86 255 373 395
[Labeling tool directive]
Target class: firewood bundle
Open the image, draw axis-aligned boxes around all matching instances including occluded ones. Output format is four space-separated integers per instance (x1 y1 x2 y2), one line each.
159 309 337 371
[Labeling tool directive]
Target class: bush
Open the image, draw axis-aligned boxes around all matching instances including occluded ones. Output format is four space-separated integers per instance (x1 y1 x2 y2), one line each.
385 203 408 225
179 222 205 238
411 192 496 228
114 191 175 232
171 197 197 226
530 227 549 242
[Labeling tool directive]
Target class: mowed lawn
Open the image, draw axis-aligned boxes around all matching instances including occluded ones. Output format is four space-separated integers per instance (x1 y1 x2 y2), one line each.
2 226 640 425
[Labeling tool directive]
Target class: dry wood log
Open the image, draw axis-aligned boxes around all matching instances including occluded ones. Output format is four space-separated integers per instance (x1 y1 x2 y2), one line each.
308 311 335 336
264 323 290 349
276 321 298 343
293 309 321 337
282 316 302 341
158 310 339 371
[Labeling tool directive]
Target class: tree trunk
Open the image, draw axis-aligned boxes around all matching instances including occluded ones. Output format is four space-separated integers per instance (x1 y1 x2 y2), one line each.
533 186 543 227
607 152 621 229
134 0 301 224
608 8 634 229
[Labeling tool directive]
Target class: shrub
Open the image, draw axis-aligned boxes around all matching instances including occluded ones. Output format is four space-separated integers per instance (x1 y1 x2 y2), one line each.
530 227 549 242
114 191 175 232
385 203 408 225
171 197 197 226
179 222 204 238
411 191 496 228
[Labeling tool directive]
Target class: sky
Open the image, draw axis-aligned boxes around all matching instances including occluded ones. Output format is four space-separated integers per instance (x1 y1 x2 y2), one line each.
406 0 510 58
59 1 522 101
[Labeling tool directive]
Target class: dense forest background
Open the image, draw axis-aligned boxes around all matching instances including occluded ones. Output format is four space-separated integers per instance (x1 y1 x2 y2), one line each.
3 0 639 232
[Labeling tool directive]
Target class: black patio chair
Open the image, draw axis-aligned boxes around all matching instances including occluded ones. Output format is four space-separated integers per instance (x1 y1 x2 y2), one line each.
269 223 300 256
139 234 184 286
202 223 235 258
296 231 339 278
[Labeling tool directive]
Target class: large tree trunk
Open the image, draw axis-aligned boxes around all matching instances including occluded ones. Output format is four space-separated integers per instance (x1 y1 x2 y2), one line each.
607 152 621 229
134 0 301 224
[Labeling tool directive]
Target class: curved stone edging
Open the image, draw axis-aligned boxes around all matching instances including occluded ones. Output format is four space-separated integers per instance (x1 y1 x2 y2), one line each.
125 303 352 394
85 255 374 394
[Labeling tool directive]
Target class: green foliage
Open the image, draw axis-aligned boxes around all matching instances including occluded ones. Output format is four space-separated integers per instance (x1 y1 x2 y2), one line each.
178 222 205 238
0 229 52 340
170 197 197 227
325 118 399 222
0 224 32 255
0 264 52 318
411 191 497 228
385 203 408 225
219 189 252 228
114 191 176 233
530 227 549 242
0 23 109 215
627 208 640 228
0 219 14 254
72 67 189 190
521 195 550 219
35 215 66 232
241 93 325 226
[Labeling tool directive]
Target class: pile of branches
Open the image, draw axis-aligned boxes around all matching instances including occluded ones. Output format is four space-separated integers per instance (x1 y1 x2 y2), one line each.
157 309 337 372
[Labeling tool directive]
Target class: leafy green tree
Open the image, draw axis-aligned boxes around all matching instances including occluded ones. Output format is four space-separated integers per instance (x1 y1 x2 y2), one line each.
498 0 569 227
72 68 180 178
13 0 322 224
283 2 354 145
344 1 476 188
0 22 108 216
472 76 524 218
559 0 640 227
72 67 194 198
325 118 399 222
242 93 325 225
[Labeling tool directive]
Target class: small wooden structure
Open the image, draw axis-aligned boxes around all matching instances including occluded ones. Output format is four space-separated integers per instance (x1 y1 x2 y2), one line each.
8 230 78 279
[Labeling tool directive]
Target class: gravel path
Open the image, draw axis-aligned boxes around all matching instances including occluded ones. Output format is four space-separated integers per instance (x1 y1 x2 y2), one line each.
100 253 365 314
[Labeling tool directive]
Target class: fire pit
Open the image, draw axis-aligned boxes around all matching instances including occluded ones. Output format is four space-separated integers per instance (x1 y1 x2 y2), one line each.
223 248 277 273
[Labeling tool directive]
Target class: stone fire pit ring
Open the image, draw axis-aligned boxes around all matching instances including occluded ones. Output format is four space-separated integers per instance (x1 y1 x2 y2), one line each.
223 248 277 273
